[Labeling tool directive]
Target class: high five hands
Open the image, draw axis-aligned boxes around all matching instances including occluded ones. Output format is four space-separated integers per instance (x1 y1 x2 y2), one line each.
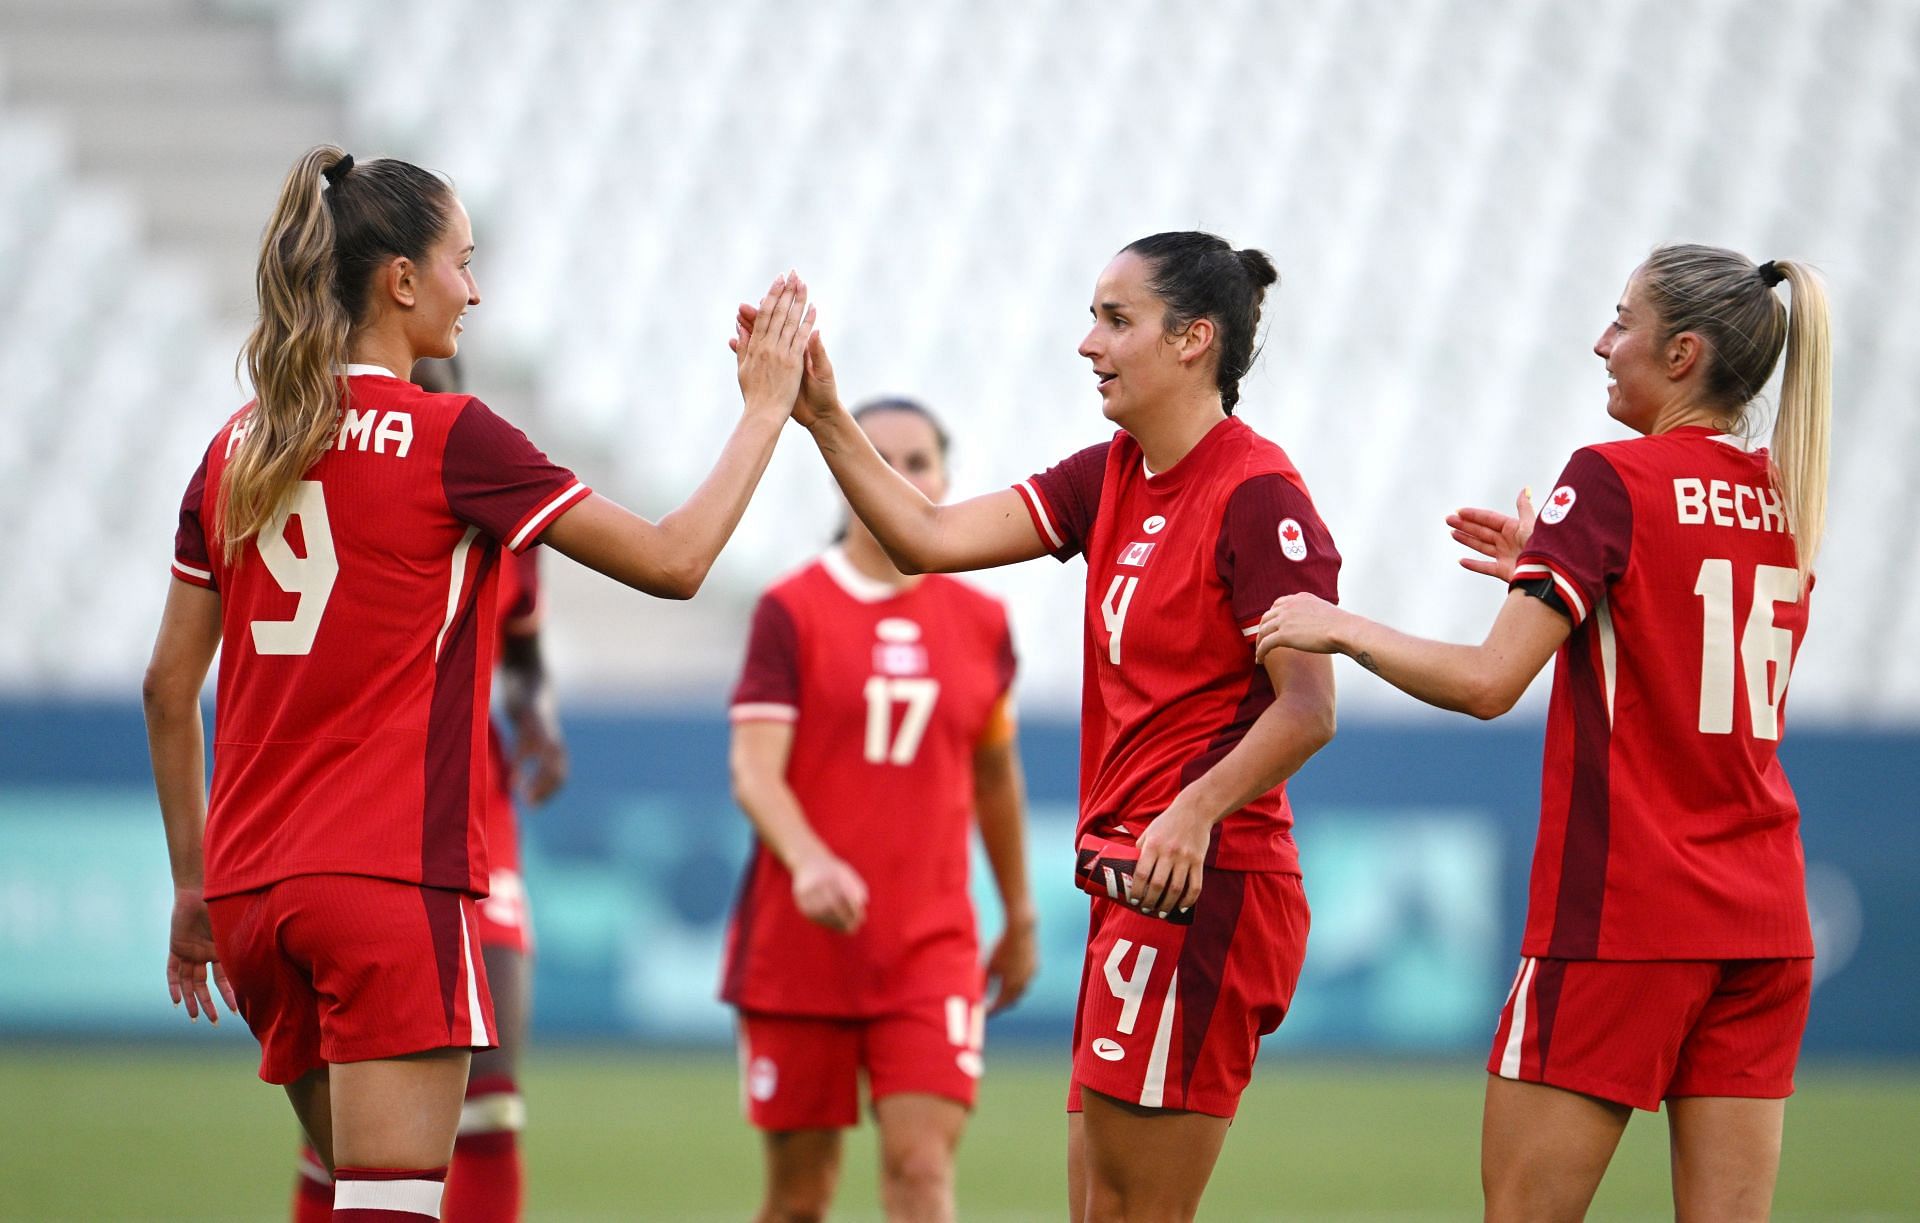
730 273 818 419
732 285 839 427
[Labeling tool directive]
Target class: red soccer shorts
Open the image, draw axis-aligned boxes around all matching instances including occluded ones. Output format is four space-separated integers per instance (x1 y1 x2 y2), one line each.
1067 870 1309 1119
1488 956 1812 1111
737 994 986 1131
208 874 498 1085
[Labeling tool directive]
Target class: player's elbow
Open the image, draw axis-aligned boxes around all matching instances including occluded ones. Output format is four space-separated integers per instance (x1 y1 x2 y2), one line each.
1461 676 1523 721
639 556 706 600
140 664 195 723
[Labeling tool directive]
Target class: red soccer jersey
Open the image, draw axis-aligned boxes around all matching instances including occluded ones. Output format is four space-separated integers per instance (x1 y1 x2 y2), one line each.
722 548 1017 1017
1511 426 1813 959
171 370 589 900
1014 416 1341 873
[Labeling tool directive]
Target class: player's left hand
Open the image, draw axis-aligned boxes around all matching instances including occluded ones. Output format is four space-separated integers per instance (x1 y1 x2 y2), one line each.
1254 593 1345 663
513 717 569 806
984 910 1038 1014
167 887 237 1024
1132 806 1210 916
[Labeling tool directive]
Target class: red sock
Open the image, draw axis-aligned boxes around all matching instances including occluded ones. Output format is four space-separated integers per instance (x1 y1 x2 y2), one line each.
441 1074 524 1223
293 1144 333 1223
331 1166 447 1221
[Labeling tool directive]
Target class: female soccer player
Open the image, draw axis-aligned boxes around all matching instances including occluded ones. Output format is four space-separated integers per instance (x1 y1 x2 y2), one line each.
745 232 1341 1222
1254 245 1829 1222
291 361 564 1223
723 396 1038 1223
143 145 812 1222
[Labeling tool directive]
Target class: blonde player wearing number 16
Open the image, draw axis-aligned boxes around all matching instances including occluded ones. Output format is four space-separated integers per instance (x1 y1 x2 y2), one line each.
1256 245 1831 1222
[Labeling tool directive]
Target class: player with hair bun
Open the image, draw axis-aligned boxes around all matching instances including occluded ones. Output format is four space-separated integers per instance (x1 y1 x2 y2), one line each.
144 144 812 1222
1256 244 1831 1221
746 231 1341 1221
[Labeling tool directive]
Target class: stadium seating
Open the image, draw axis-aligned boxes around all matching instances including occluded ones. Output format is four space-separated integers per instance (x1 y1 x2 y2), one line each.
2 0 1915 717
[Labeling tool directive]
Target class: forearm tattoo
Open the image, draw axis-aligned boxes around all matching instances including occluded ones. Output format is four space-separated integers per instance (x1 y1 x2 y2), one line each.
1354 650 1381 674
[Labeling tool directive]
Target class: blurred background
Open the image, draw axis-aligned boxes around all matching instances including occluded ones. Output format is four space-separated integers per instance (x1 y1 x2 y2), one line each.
1 0 1916 1218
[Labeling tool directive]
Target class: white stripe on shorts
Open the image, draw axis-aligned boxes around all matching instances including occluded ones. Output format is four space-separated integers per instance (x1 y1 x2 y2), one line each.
1498 957 1538 1079
1138 968 1180 1108
460 908 490 1049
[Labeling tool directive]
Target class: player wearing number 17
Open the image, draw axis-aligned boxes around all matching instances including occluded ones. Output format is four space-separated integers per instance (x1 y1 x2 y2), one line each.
1255 245 1832 1222
142 145 814 1222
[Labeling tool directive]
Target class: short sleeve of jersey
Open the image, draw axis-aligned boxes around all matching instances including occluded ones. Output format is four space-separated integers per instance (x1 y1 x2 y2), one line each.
1510 448 1633 626
502 547 543 636
442 399 591 552
1014 442 1109 561
730 595 802 723
171 446 217 589
1215 473 1342 630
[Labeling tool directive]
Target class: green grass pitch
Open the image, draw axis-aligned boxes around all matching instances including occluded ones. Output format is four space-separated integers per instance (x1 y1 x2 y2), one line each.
1 1048 1913 1220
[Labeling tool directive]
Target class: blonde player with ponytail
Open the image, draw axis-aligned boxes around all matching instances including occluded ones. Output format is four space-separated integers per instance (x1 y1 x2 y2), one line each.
143 145 813 1221
1256 245 1832 1221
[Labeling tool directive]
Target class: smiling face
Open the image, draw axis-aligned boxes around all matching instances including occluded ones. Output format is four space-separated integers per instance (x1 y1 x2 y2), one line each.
405 199 479 361
1077 252 1213 429
1593 269 1681 434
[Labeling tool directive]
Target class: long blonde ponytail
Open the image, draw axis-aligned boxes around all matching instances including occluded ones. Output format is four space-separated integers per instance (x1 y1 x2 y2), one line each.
1766 261 1832 585
222 147 353 560
1639 244 1832 585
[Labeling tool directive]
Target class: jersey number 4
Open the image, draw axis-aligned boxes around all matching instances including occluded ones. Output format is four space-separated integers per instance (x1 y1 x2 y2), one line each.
252 480 338 656
1693 558 1800 740
862 676 941 765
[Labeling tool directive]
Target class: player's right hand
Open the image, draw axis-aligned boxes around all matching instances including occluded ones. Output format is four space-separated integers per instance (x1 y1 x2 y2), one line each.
791 851 868 934
1447 487 1535 582
167 887 237 1024
731 273 815 419
793 331 843 429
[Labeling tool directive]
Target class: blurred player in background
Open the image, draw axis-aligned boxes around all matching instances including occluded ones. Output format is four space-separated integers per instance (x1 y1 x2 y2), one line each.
1256 245 1830 1221
723 397 1037 1223
144 144 812 1222
750 232 1340 1222
291 359 566 1223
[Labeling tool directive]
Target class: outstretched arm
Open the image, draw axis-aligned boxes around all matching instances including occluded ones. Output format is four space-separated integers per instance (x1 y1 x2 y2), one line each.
1255 588 1569 719
734 305 1049 573
545 276 815 598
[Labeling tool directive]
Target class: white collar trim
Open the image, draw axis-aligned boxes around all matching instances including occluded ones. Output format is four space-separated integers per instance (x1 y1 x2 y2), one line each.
821 545 906 604
342 363 401 379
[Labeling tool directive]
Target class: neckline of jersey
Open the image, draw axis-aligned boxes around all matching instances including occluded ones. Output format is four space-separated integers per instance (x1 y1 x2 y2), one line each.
1138 415 1240 485
820 545 916 604
342 363 401 379
1664 424 1749 448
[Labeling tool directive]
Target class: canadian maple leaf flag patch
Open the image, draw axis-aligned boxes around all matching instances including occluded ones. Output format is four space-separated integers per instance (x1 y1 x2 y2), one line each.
1540 485 1577 524
1278 518 1309 561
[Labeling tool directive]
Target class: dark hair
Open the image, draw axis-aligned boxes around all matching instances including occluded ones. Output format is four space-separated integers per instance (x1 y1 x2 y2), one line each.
226 146 457 558
1121 231 1279 414
833 397 951 543
851 396 951 457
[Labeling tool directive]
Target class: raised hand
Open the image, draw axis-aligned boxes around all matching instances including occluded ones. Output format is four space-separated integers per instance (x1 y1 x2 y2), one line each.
794 331 843 429
167 887 237 1023
1254 592 1347 663
791 848 869 934
1447 487 1535 582
732 273 815 420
